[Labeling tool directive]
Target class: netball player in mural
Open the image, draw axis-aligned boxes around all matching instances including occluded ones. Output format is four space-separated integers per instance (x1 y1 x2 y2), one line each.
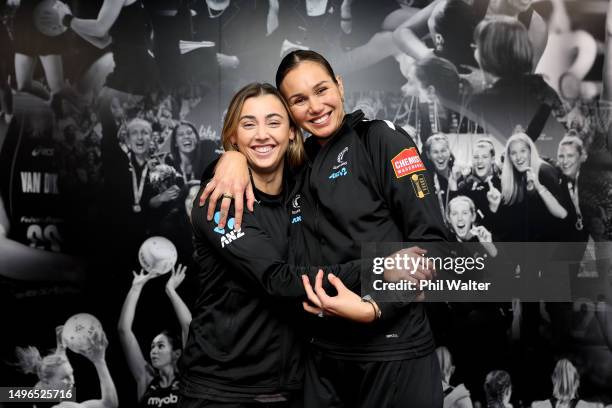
118 266 190 408
10 0 68 113
57 0 158 96
15 325 118 408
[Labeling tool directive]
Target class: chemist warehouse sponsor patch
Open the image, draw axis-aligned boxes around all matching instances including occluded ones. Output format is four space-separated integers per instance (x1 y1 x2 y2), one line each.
391 148 429 199
391 148 426 178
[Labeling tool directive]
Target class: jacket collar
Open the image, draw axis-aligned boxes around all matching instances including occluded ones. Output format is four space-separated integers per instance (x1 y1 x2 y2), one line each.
304 110 365 160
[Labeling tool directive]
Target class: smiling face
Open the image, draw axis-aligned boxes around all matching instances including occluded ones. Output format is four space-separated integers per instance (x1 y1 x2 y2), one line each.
45 362 74 391
508 140 531 173
427 139 451 173
280 61 345 141
127 121 152 157
557 143 582 180
448 199 475 240
150 334 176 369
230 94 294 176
175 124 198 154
472 144 494 179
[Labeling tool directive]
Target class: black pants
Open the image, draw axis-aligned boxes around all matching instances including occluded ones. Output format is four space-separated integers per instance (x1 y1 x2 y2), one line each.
303 350 443 408
178 395 303 408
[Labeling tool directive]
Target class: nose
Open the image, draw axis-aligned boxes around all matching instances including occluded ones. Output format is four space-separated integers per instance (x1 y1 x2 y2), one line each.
308 97 324 114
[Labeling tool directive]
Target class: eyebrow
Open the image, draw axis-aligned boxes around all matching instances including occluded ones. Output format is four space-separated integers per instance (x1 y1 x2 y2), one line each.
287 81 330 100
239 113 284 121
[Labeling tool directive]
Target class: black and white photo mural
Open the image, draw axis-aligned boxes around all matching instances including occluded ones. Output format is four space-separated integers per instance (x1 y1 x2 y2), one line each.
1 0 612 407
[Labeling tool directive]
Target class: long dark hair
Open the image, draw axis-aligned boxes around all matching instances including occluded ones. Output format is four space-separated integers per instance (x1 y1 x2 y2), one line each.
169 121 203 179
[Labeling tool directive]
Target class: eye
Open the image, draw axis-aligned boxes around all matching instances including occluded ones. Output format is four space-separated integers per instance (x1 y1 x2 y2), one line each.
241 122 255 129
315 87 328 95
268 121 281 127
292 97 306 105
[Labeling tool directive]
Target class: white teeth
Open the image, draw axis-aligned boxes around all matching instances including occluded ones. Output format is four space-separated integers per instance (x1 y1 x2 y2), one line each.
313 114 329 124
254 146 273 153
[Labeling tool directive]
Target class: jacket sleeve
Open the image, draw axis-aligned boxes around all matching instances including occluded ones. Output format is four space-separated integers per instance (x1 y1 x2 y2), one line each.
359 120 451 320
363 121 451 242
190 188 364 300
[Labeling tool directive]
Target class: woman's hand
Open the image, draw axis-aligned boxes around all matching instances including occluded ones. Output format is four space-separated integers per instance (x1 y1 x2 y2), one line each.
54 1 71 22
525 168 540 191
77 330 108 364
470 225 492 243
166 264 187 292
471 226 498 257
198 151 255 231
301 270 378 323
157 185 181 203
131 269 156 287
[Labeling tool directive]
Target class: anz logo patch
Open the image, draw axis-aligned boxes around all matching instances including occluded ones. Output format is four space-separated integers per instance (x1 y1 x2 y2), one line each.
213 211 245 248
328 167 348 179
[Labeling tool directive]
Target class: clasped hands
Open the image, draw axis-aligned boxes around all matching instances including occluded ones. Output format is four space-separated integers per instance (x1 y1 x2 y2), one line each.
300 246 435 323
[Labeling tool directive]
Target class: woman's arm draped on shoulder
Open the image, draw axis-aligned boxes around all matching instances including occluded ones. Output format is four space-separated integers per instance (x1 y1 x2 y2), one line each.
117 271 153 399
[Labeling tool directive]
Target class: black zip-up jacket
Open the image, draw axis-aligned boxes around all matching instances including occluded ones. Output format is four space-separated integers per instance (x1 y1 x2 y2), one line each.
289 110 450 361
181 180 364 401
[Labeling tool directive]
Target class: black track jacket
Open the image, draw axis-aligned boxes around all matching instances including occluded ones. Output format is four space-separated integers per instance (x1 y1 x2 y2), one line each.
289 110 450 361
181 180 365 401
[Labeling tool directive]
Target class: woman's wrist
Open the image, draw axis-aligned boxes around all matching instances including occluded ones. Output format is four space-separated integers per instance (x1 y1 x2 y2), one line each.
361 295 381 322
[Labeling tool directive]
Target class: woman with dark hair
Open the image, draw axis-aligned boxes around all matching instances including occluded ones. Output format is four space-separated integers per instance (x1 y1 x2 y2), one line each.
484 370 512 408
118 265 191 408
200 50 448 408
168 121 214 182
468 16 564 144
412 56 472 143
